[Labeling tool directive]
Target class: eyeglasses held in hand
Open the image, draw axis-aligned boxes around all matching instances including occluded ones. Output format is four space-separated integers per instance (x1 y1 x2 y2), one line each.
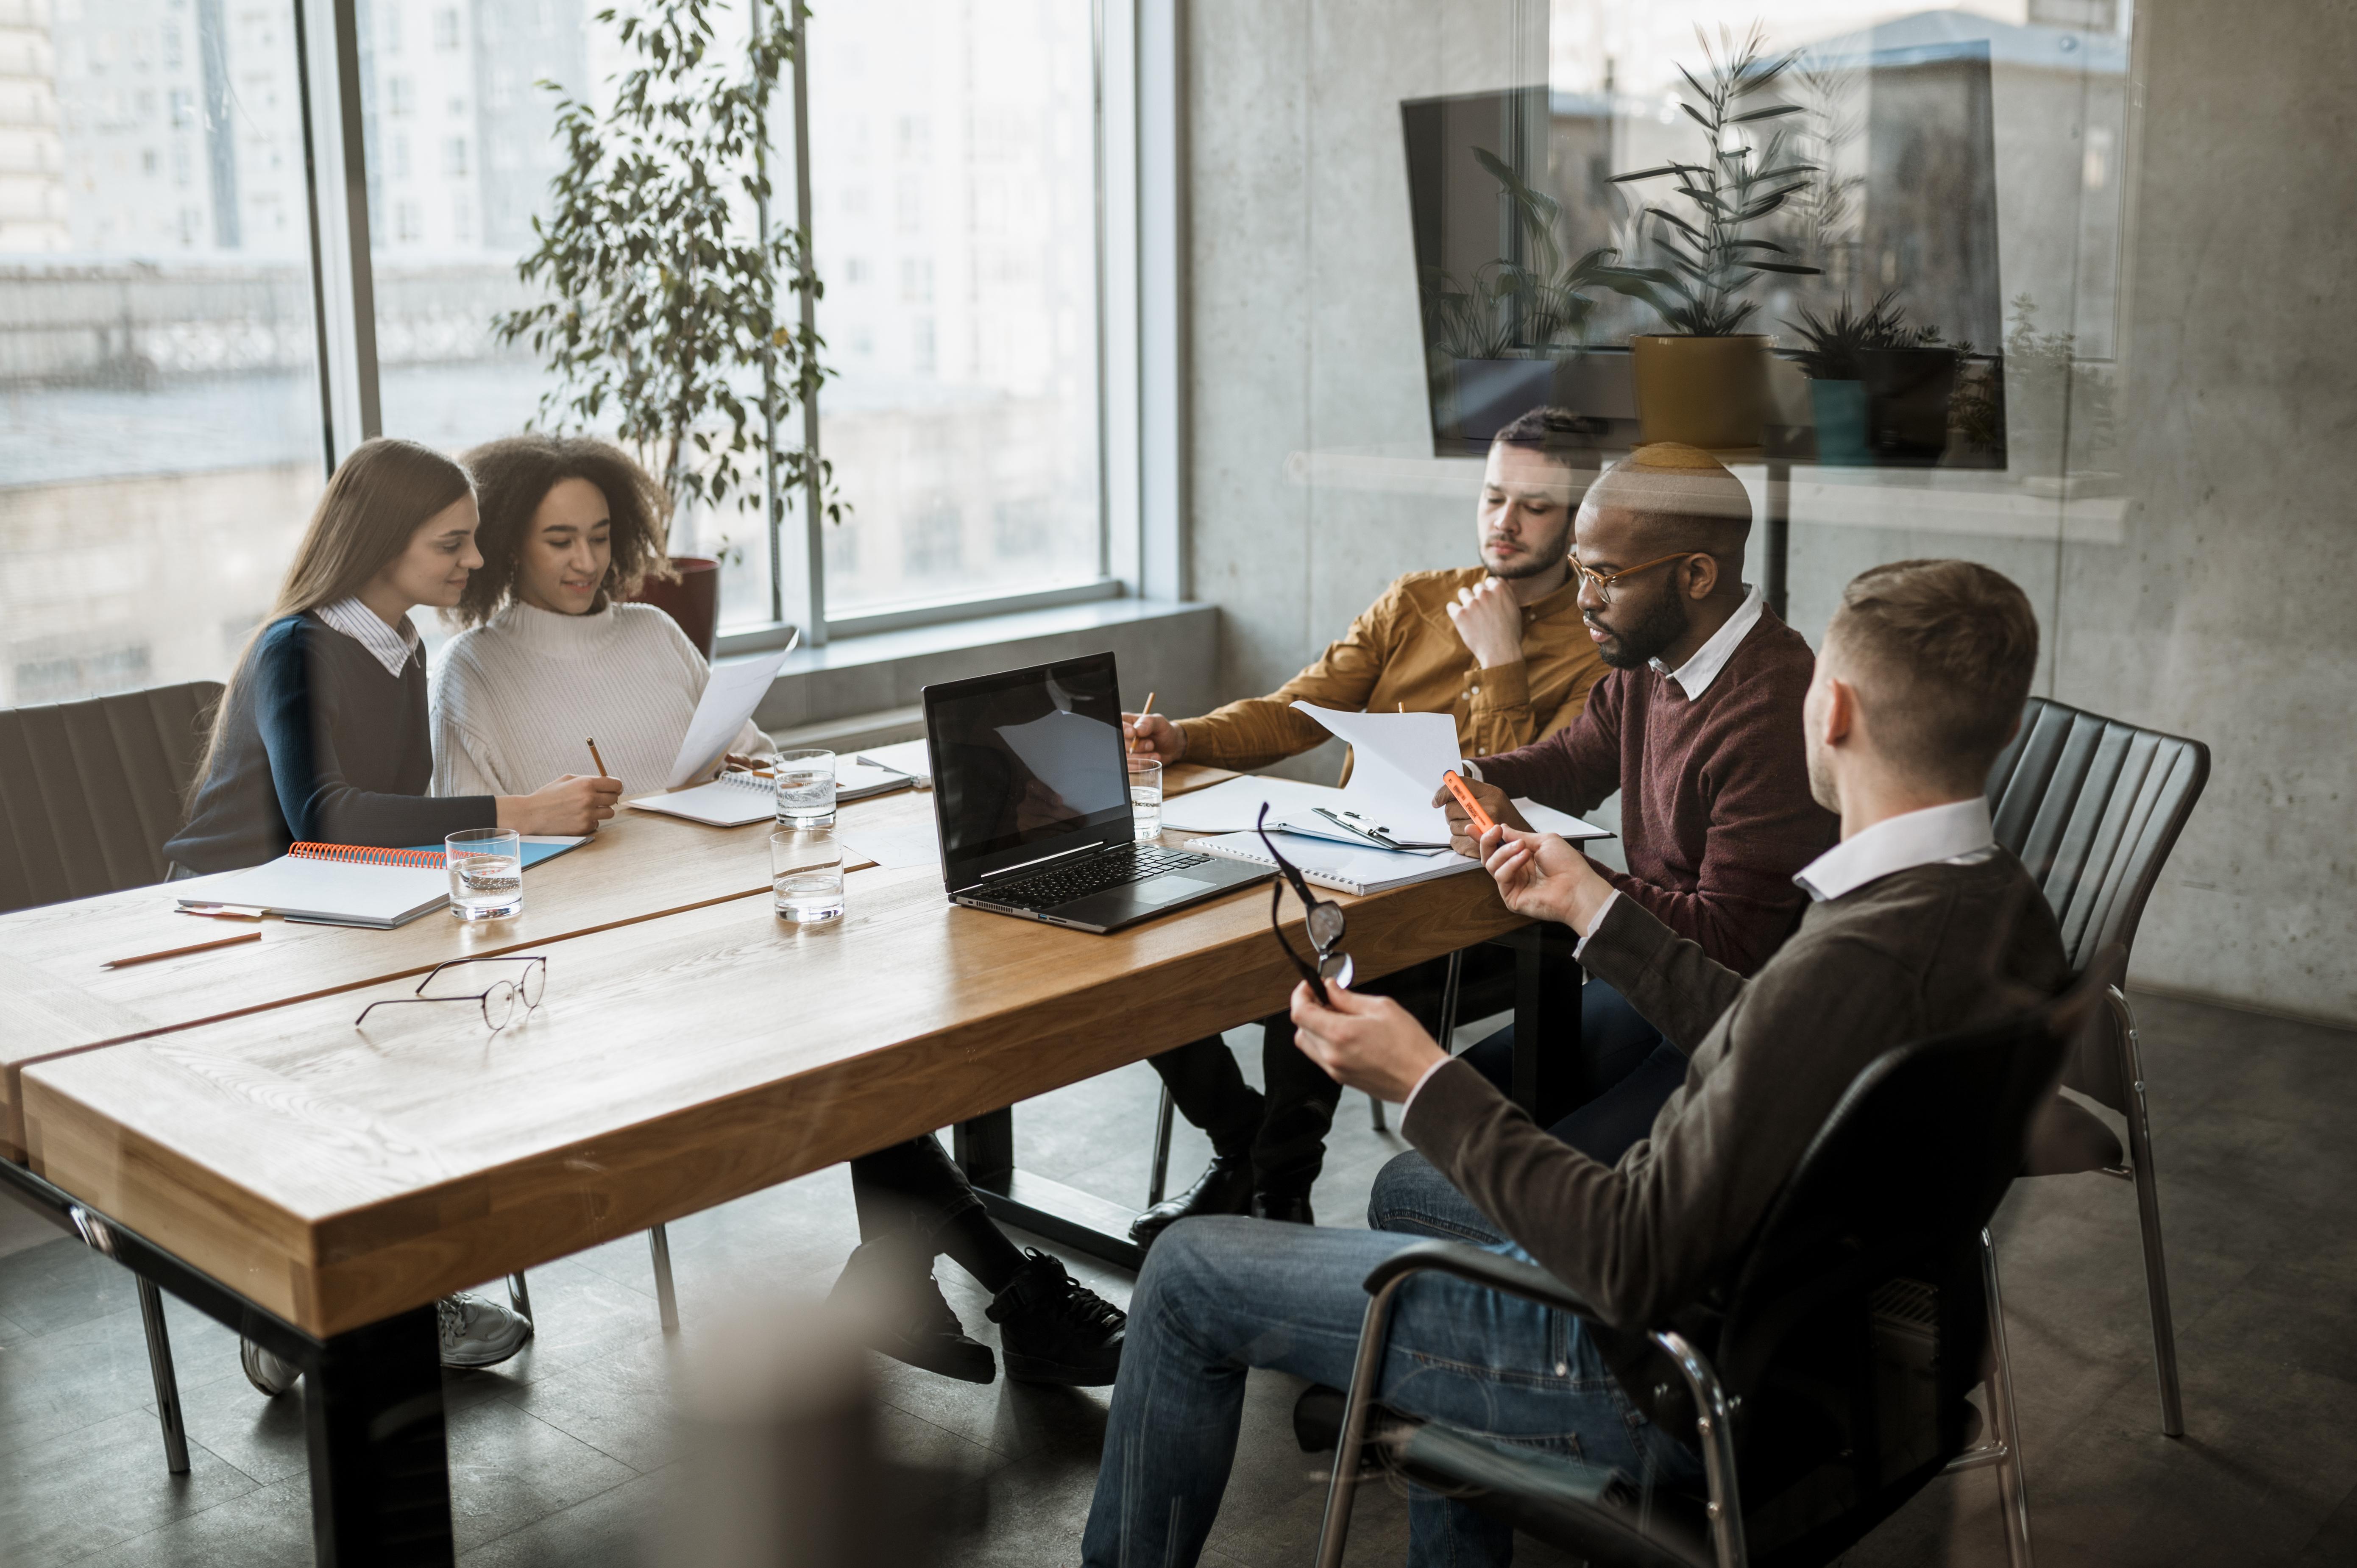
1255 804 1354 1006
1570 550 1700 605
354 955 548 1033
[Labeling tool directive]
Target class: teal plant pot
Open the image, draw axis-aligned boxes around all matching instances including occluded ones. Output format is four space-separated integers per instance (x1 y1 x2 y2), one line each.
1810 379 1871 466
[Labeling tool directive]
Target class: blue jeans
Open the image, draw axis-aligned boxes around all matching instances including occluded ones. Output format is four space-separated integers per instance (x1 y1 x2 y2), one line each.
1079 1216 1702 1568
1459 978 1686 1166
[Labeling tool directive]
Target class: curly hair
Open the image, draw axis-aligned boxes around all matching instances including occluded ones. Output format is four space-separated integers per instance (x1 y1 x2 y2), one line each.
451 434 674 626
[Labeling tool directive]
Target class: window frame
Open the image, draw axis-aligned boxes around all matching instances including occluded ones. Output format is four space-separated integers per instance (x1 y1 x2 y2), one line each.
293 0 1181 649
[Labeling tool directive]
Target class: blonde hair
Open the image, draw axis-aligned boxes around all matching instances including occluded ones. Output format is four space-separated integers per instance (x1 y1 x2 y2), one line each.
194 438 474 788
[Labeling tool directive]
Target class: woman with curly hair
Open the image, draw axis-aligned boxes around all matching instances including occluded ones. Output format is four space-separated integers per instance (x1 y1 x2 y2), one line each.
430 434 770 797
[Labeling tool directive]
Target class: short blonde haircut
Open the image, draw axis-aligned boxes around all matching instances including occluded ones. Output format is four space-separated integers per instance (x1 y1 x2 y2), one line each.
1828 559 2039 787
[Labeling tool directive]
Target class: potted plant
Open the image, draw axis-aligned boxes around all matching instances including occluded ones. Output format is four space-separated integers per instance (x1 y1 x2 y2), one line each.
1600 24 1822 449
493 0 839 652
1420 146 1622 441
1783 290 1961 464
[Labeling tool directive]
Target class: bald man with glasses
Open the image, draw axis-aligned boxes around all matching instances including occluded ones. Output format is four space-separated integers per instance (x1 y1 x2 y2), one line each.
1435 441 1838 1164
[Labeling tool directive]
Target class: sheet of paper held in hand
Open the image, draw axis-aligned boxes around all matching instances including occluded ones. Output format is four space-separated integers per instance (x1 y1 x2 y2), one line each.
1293 701 1613 845
665 638 798 790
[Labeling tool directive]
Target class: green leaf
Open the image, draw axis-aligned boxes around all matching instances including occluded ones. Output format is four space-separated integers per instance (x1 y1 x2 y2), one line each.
1730 103 1804 122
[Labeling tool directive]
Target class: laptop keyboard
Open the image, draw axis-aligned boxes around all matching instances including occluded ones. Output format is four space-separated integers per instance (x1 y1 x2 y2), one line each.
986 844 1215 911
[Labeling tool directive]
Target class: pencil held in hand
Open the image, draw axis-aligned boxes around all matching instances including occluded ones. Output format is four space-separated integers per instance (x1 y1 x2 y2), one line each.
1128 692 1157 752
586 737 610 778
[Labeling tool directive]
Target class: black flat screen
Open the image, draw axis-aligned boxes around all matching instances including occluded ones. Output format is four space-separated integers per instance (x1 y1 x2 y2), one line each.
925 654 1132 883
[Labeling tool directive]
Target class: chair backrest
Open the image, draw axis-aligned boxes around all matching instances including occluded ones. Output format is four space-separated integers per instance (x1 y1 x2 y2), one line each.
1702 950 2119 1561
1986 695 2209 974
0 680 223 915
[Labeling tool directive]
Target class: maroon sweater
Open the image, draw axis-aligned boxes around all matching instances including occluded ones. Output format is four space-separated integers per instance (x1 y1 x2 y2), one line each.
1477 606 1836 975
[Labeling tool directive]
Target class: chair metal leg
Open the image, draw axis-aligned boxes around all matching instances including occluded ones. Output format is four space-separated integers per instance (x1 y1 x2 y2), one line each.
649 1225 680 1334
2108 985 2184 1437
1313 1274 1415 1568
507 1271 533 1323
1147 1084 1176 1207
1652 1329 1748 1568
1979 1227 2036 1568
1435 947 1465 1047
136 1278 190 1475
1368 1092 1387 1133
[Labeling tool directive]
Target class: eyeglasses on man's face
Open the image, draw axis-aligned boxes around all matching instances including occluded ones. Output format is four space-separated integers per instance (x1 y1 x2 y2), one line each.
1570 551 1700 605
1254 805 1353 1005
354 955 548 1033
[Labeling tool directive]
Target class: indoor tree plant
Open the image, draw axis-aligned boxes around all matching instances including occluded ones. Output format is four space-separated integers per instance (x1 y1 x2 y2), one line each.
1601 23 1821 449
493 0 836 650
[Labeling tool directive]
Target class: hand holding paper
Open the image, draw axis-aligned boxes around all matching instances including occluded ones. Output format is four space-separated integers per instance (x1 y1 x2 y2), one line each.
666 635 799 789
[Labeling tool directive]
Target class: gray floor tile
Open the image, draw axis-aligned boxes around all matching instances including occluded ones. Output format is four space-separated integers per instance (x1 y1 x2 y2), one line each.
0 1410 260 1568
67 1476 317 1568
443 1399 641 1555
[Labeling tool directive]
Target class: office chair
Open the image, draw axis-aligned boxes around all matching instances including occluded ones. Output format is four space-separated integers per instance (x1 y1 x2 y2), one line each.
1304 949 2120 1568
1 682 226 1474
1986 696 2208 1437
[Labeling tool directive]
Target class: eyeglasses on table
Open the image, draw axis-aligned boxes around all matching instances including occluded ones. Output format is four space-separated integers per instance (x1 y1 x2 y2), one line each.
354 955 549 1033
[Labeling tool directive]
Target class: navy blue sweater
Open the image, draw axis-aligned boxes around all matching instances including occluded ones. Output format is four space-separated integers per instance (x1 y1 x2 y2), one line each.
167 613 496 875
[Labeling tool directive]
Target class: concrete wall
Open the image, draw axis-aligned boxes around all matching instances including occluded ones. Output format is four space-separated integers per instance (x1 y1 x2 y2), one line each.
1180 0 2357 1022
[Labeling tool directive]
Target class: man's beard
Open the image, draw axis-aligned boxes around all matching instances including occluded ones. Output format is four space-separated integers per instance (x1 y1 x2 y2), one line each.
1589 590 1689 670
1485 540 1565 582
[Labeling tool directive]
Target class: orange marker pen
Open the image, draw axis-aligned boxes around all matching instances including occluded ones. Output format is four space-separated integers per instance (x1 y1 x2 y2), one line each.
1442 770 1496 835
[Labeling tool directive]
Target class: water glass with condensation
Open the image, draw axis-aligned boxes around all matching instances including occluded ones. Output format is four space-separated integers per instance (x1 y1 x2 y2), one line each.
447 827 523 921
771 828 845 924
775 748 838 827
1128 755 1163 841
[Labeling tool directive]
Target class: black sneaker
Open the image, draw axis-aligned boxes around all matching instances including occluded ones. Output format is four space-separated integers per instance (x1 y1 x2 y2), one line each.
831 1239 997 1384
985 1250 1126 1386
1128 1152 1255 1246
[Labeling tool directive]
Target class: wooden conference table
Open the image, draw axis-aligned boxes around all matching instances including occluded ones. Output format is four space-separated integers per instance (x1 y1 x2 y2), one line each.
0 766 1580 1567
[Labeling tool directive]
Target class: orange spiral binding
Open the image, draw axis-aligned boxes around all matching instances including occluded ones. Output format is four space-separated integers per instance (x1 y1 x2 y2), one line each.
286 842 446 870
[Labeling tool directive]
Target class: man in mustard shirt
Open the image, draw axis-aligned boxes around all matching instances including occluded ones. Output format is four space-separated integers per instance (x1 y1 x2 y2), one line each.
1121 407 1608 1239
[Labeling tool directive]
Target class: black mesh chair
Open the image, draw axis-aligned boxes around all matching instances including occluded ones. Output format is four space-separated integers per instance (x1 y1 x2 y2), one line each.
0 682 225 1476
0 681 222 913
1987 696 2209 1437
1307 950 2121 1568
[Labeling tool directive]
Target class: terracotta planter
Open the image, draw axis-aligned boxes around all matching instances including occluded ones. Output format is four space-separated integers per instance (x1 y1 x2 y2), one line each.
629 556 721 659
1629 334 1769 450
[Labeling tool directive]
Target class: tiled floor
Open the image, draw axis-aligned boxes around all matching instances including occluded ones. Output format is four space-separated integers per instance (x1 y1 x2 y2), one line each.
4 991 2355 1566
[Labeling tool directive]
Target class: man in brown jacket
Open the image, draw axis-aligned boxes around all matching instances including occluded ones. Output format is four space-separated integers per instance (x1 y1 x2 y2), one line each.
1121 407 1609 1239
1079 559 2066 1568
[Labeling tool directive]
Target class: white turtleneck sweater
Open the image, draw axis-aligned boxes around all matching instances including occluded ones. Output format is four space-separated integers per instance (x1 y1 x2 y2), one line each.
430 601 770 799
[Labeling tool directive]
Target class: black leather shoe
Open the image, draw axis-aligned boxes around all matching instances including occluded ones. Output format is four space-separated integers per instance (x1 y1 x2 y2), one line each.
1252 1192 1316 1225
831 1239 997 1384
986 1250 1126 1386
1128 1153 1254 1245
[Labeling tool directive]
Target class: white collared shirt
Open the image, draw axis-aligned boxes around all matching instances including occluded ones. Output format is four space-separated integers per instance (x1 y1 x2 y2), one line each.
315 596 422 679
1650 582 1764 699
1792 796 1997 904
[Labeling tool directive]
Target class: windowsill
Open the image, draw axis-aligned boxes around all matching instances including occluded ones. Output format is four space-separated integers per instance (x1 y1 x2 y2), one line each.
711 579 1127 658
718 593 1205 676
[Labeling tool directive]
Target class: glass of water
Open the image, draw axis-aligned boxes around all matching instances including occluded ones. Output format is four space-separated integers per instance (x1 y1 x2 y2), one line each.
775 748 838 827
771 827 846 924
1128 755 1163 841
446 827 524 922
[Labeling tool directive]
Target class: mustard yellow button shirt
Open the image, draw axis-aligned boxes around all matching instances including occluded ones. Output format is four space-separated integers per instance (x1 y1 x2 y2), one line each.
1175 567 1606 781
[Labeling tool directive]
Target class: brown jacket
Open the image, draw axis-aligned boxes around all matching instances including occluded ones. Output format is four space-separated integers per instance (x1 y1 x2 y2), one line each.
1176 568 1605 780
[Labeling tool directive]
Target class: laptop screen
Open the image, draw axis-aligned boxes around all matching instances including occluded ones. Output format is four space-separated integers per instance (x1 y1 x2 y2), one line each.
923 654 1133 885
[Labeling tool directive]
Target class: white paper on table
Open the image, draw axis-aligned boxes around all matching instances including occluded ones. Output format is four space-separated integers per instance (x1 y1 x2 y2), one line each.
837 818 945 871
666 637 798 789
855 738 932 786
1287 702 1463 841
1516 800 1614 843
1155 773 1351 833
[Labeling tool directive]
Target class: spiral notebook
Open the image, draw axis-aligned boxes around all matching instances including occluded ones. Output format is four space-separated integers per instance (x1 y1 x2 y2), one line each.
1189 829 1482 897
174 842 451 928
628 758 915 827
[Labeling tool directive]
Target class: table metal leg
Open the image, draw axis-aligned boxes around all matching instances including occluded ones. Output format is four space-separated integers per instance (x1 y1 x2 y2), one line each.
304 1304 454 1567
1504 922 1582 1126
955 1106 1146 1270
1764 457 1791 620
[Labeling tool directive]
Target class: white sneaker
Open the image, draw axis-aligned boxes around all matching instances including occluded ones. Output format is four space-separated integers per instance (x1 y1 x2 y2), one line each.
437 1291 533 1369
240 1336 301 1397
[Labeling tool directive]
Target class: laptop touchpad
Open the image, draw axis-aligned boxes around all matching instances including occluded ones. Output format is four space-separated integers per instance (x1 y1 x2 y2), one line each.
1133 875 1218 905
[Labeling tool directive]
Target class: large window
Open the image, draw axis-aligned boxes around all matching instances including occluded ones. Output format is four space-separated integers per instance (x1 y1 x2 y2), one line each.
803 0 1105 619
1 0 1130 703
0 0 325 707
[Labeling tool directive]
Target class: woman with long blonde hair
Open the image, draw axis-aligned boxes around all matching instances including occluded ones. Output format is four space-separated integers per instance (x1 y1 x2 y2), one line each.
168 438 621 875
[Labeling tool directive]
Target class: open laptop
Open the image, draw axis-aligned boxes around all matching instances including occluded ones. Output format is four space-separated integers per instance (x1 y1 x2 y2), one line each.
922 653 1273 933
